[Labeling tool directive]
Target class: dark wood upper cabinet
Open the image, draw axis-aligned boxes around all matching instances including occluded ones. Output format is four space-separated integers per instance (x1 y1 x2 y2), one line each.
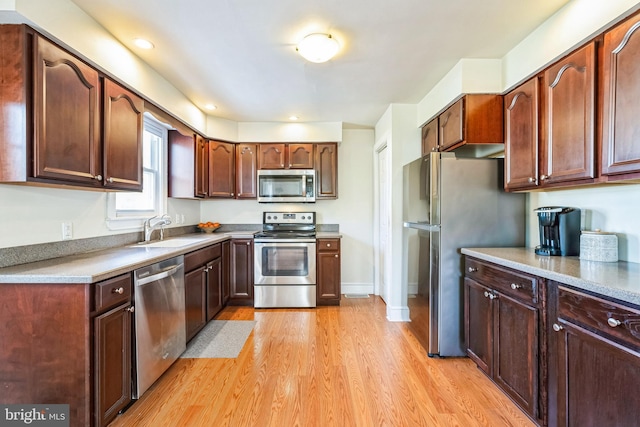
540 41 596 185
195 135 208 198
439 95 503 152
235 144 258 198
258 143 286 169
208 140 235 198
601 11 640 178
258 143 314 169
168 130 201 198
34 34 102 186
288 143 314 168
102 78 144 191
315 142 338 199
504 78 540 191
421 117 439 155
439 98 464 150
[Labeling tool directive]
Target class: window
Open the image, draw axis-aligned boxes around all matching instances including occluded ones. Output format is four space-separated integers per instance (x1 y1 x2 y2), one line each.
106 114 168 230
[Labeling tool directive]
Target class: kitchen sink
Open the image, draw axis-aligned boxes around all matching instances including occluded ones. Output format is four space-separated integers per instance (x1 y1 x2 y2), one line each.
133 237 208 248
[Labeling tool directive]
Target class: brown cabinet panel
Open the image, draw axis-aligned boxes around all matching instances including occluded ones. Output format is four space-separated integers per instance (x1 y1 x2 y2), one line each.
464 278 493 374
317 238 341 305
421 117 438 155
439 98 464 150
288 143 314 168
94 273 132 312
94 302 132 427
493 292 538 418
541 42 596 184
195 136 208 197
229 238 254 304
185 267 207 342
236 144 258 198
206 258 223 320
102 78 144 191
34 35 102 186
222 240 231 306
504 78 540 190
258 143 286 169
466 257 537 304
602 12 640 177
167 130 199 198
208 140 235 198
315 142 338 199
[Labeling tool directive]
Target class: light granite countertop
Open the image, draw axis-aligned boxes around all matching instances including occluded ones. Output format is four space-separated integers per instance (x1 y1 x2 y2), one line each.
316 231 343 238
0 232 233 284
461 247 640 306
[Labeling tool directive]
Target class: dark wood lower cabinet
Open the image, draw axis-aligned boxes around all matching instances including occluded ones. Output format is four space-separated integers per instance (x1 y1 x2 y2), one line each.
222 240 231 305
206 257 222 320
550 284 640 427
316 238 341 305
94 302 132 427
185 266 207 342
229 238 254 305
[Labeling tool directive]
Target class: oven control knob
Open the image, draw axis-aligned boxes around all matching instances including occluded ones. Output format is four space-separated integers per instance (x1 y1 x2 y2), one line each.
301 215 305 220
273 215 278 220
267 215 271 220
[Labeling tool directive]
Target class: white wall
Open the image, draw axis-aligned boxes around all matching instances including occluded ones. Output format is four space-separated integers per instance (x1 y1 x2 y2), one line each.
200 129 375 292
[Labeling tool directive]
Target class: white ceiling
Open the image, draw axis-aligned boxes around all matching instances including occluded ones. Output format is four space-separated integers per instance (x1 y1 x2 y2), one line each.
70 0 570 128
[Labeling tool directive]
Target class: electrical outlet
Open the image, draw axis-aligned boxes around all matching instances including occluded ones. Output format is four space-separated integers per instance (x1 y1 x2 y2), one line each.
62 222 73 240
175 213 181 224
180 214 185 224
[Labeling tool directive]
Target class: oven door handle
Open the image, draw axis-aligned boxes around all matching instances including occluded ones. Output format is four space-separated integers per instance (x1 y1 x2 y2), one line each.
254 239 317 244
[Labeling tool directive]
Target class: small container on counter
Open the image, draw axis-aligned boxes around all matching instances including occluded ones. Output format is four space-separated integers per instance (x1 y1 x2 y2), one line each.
580 230 618 262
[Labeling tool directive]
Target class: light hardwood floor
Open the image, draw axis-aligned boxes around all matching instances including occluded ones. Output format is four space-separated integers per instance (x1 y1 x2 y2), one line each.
110 296 534 427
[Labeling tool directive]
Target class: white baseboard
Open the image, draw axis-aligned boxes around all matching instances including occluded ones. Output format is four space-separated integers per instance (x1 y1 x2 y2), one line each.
341 283 374 295
407 281 418 295
386 305 410 322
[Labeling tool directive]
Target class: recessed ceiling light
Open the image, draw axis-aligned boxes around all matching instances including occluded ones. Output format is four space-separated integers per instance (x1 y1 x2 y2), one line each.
289 115 299 121
205 104 217 111
296 33 340 63
133 38 154 49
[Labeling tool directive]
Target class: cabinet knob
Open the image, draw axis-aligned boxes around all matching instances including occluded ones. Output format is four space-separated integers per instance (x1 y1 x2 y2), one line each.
231 193 234 196
552 323 563 332
94 174 103 181
483 291 490 298
326 243 331 247
127 306 135 313
468 267 478 273
540 174 550 181
334 254 339 258
510 283 522 290
247 242 251 245
488 293 497 300
112 287 124 294
107 177 114 183
528 177 536 183
607 317 622 328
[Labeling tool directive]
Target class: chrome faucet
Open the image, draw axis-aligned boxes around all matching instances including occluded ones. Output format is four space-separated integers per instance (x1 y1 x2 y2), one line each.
143 214 172 242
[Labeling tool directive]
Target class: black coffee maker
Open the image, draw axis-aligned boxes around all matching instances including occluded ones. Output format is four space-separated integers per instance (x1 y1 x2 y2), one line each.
534 207 581 256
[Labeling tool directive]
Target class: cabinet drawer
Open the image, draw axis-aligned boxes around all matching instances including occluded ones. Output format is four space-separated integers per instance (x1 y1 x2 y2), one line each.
95 274 132 313
317 238 340 252
558 286 640 349
185 243 221 272
465 257 538 304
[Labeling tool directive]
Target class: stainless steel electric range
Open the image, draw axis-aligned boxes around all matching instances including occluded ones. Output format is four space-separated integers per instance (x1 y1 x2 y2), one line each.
253 211 317 308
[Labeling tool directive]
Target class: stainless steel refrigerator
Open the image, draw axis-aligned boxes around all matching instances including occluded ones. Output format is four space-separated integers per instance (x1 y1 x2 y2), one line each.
403 152 525 357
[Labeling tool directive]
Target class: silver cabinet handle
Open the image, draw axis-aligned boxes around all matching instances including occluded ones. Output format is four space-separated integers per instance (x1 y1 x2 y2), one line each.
247 242 251 245
488 293 497 300
484 291 490 298
112 287 124 294
540 174 550 181
468 267 478 273
510 283 522 290
528 177 536 183
334 254 338 258
553 323 563 332
607 318 622 328
126 306 135 313
327 243 331 247
94 174 103 181
108 177 114 183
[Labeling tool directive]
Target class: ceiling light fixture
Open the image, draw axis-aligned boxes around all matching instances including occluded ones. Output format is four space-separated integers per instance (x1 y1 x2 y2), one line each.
133 38 154 49
289 115 299 121
296 33 340 63
205 104 217 111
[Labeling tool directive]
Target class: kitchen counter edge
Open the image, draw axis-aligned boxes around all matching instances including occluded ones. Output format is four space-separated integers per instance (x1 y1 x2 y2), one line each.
461 247 640 306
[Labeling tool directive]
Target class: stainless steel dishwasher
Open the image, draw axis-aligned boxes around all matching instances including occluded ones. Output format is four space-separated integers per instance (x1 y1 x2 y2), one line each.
133 255 186 398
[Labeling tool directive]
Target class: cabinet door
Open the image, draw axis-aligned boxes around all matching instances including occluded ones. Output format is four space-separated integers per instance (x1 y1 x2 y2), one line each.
258 143 286 169
541 42 595 184
288 144 315 168
94 303 132 427
317 239 341 304
34 36 102 186
222 240 231 305
464 278 493 375
315 143 338 199
208 140 235 198
554 321 640 427
230 239 254 302
195 136 208 198
185 267 207 342
602 12 640 177
504 78 539 190
421 118 438 155
206 258 222 320
103 78 144 191
236 144 257 198
439 98 464 150
168 130 197 198
493 292 538 419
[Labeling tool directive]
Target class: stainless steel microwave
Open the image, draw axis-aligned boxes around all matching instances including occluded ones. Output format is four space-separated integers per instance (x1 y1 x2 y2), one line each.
257 169 316 203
